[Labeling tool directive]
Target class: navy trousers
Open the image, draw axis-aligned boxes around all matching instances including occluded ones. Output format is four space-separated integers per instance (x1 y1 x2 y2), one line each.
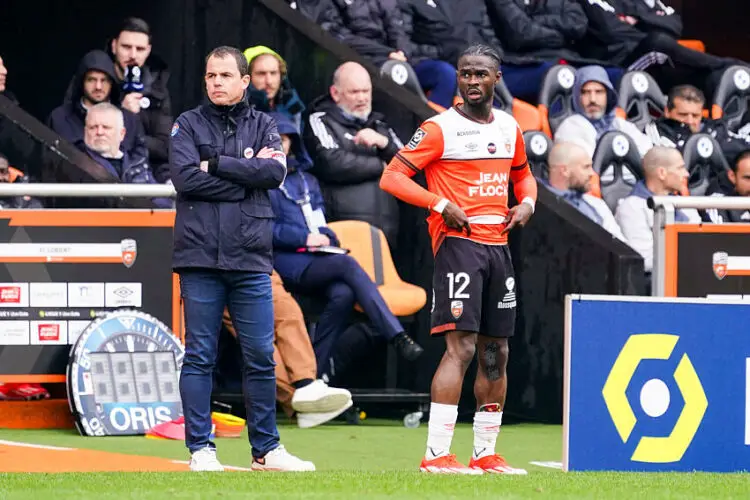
279 254 404 377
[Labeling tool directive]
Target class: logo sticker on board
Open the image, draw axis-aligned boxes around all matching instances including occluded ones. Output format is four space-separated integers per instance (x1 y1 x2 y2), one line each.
712 251 728 280
120 239 137 268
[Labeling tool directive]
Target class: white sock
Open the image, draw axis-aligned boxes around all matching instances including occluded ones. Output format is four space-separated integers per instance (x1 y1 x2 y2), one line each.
424 402 458 459
472 409 503 459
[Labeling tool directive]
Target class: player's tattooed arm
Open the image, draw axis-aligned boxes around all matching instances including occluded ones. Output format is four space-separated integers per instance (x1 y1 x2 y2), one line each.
483 341 501 381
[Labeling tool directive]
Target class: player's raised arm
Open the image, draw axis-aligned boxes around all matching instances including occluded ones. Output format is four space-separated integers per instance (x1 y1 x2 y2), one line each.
380 121 444 211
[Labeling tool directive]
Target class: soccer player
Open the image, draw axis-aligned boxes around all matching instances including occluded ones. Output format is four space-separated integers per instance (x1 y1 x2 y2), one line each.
380 44 537 474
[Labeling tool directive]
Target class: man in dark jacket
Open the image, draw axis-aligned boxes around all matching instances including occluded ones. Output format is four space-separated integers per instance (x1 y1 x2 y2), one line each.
48 50 147 165
82 103 171 208
484 0 623 101
705 149 750 223
107 17 174 184
0 153 43 209
644 84 750 164
170 46 313 473
304 61 402 248
325 0 457 109
578 0 736 92
269 112 423 377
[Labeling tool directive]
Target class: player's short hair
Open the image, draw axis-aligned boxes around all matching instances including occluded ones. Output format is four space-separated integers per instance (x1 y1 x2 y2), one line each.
458 44 502 72
206 46 249 76
667 84 705 110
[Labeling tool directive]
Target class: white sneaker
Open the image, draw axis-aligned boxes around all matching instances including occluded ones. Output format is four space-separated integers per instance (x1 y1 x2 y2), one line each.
291 379 352 414
251 445 316 472
297 399 353 429
189 446 224 472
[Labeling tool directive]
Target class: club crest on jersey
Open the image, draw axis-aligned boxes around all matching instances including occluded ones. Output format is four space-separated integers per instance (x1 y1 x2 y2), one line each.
451 300 463 319
407 128 427 149
487 142 497 154
504 138 512 153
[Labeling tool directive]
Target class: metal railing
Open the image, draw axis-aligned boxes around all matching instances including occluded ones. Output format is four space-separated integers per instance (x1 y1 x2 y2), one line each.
649 195 750 296
0 183 177 198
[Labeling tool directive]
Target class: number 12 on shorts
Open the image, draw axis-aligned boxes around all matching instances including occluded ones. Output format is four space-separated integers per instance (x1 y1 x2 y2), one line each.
447 272 470 299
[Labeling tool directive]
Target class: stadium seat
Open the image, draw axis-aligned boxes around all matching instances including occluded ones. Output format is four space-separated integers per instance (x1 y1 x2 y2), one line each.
492 80 541 131
681 133 729 195
592 131 644 213
379 60 445 114
711 65 750 131
678 39 706 53
538 64 577 137
524 131 552 178
616 71 666 131
327 220 427 317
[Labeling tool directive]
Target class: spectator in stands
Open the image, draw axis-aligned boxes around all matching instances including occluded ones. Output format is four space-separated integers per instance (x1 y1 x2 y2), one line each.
271 111 423 378
0 55 11 101
644 85 750 163
82 103 170 208
485 0 624 101
304 62 402 247
615 147 699 273
107 17 173 184
48 50 147 163
542 142 626 240
705 150 750 223
578 0 740 92
555 65 652 158
324 0 457 109
243 46 306 131
0 153 43 209
222 271 353 429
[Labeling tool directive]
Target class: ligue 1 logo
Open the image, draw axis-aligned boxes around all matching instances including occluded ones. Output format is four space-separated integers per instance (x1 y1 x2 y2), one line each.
121 239 137 268
712 251 728 280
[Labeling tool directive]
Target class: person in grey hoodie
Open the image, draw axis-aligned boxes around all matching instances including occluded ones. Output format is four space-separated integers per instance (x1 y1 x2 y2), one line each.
554 65 652 158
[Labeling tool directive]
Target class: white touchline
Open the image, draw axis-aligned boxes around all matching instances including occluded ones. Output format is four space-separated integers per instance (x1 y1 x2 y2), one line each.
0 439 73 451
529 461 562 469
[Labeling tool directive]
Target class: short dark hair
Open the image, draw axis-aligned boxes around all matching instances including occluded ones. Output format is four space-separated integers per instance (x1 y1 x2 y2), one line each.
458 44 502 72
117 17 152 43
205 46 248 76
667 84 705 110
733 149 750 173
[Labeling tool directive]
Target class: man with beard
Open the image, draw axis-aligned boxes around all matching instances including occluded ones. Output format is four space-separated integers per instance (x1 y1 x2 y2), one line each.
705 149 750 223
554 65 652 158
542 142 626 240
381 44 536 474
48 50 147 164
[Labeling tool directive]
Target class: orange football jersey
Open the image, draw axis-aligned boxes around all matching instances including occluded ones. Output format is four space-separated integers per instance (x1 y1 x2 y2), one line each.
383 106 536 253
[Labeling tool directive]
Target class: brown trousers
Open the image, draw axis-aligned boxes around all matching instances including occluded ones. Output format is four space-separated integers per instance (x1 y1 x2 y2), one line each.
222 271 317 417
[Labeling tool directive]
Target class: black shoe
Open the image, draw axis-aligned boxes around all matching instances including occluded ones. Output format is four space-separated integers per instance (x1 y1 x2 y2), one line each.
392 332 424 361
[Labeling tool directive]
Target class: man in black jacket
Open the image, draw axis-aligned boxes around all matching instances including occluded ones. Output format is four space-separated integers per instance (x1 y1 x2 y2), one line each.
644 85 750 164
485 0 623 101
304 61 403 248
705 149 750 223
108 17 173 184
578 0 736 92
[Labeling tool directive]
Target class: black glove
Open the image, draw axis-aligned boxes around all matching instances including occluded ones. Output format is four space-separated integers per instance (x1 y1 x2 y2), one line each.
198 145 219 175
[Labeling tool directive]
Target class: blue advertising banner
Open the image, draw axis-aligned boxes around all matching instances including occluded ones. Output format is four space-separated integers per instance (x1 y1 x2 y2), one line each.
564 295 750 472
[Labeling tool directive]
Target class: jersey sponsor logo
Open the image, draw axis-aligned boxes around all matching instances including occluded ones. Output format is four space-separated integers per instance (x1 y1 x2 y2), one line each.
457 130 480 137
407 128 427 149
468 172 508 198
488 142 497 154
